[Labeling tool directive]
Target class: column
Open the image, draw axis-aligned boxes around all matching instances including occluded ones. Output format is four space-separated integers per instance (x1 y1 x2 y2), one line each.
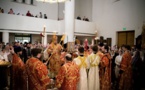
65 0 75 52
2 32 9 45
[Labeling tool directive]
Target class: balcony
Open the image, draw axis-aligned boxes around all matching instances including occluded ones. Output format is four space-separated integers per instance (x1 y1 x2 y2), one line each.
0 13 96 36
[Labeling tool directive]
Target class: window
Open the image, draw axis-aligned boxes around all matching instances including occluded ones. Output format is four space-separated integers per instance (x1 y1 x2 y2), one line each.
15 34 31 44
31 0 33 5
13 0 35 5
22 0 25 3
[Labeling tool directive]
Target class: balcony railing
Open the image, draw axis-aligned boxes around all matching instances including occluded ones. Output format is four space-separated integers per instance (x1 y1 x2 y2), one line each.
0 13 96 36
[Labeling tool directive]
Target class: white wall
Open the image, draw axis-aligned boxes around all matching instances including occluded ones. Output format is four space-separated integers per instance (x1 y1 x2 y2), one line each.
75 0 80 18
58 3 64 20
0 0 58 20
75 20 96 35
75 0 92 21
92 0 145 46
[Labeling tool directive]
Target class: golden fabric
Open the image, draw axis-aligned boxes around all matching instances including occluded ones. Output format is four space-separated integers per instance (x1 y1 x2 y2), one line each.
56 62 80 90
100 53 111 90
26 57 50 90
97 51 104 59
47 43 63 75
89 54 100 67
77 56 87 68
75 39 80 45
12 54 27 90
60 52 66 65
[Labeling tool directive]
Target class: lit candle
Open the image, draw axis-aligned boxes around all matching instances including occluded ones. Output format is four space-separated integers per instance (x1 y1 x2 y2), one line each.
44 25 46 31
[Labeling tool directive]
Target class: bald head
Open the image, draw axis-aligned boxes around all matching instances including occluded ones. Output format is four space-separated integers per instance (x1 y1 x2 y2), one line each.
65 53 72 61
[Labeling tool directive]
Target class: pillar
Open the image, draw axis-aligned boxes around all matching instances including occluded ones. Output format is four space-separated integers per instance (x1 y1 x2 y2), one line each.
2 32 9 45
65 0 75 52
65 0 75 42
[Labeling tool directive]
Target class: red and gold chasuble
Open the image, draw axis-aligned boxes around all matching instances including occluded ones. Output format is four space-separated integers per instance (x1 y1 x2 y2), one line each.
60 52 66 66
12 54 27 90
100 53 111 90
26 57 50 90
56 62 80 90
97 51 104 59
119 51 132 90
47 43 63 75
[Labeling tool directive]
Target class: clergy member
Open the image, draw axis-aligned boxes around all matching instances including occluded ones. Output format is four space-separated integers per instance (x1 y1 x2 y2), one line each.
73 47 89 90
12 46 27 90
87 45 100 90
26 48 50 90
47 33 63 76
119 45 132 90
100 45 111 90
56 53 80 90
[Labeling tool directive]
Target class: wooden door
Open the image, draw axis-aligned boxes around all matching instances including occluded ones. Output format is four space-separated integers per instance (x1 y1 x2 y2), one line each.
117 31 135 47
118 32 127 47
126 31 134 46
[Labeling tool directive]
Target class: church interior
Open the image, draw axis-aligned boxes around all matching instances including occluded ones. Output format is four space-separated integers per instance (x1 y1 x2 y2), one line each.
0 0 145 90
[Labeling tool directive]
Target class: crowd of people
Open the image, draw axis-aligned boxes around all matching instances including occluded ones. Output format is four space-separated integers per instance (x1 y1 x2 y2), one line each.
0 7 48 19
77 16 89 21
0 34 145 90
1 7 92 21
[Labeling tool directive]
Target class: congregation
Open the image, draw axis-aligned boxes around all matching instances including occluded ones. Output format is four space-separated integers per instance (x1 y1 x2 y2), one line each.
76 16 89 21
0 33 145 90
0 7 48 19
1 0 145 90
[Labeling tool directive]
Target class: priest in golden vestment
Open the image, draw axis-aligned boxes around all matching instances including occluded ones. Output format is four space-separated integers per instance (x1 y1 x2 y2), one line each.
47 34 63 76
12 46 27 90
26 48 50 90
56 53 80 90
100 45 111 90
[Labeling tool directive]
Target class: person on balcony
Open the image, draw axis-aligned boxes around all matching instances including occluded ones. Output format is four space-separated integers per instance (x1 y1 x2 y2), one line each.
39 12 42 18
44 14 47 19
77 15 81 20
83 16 86 21
8 8 14 14
85 17 89 21
26 10 31 17
0 8 4 13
